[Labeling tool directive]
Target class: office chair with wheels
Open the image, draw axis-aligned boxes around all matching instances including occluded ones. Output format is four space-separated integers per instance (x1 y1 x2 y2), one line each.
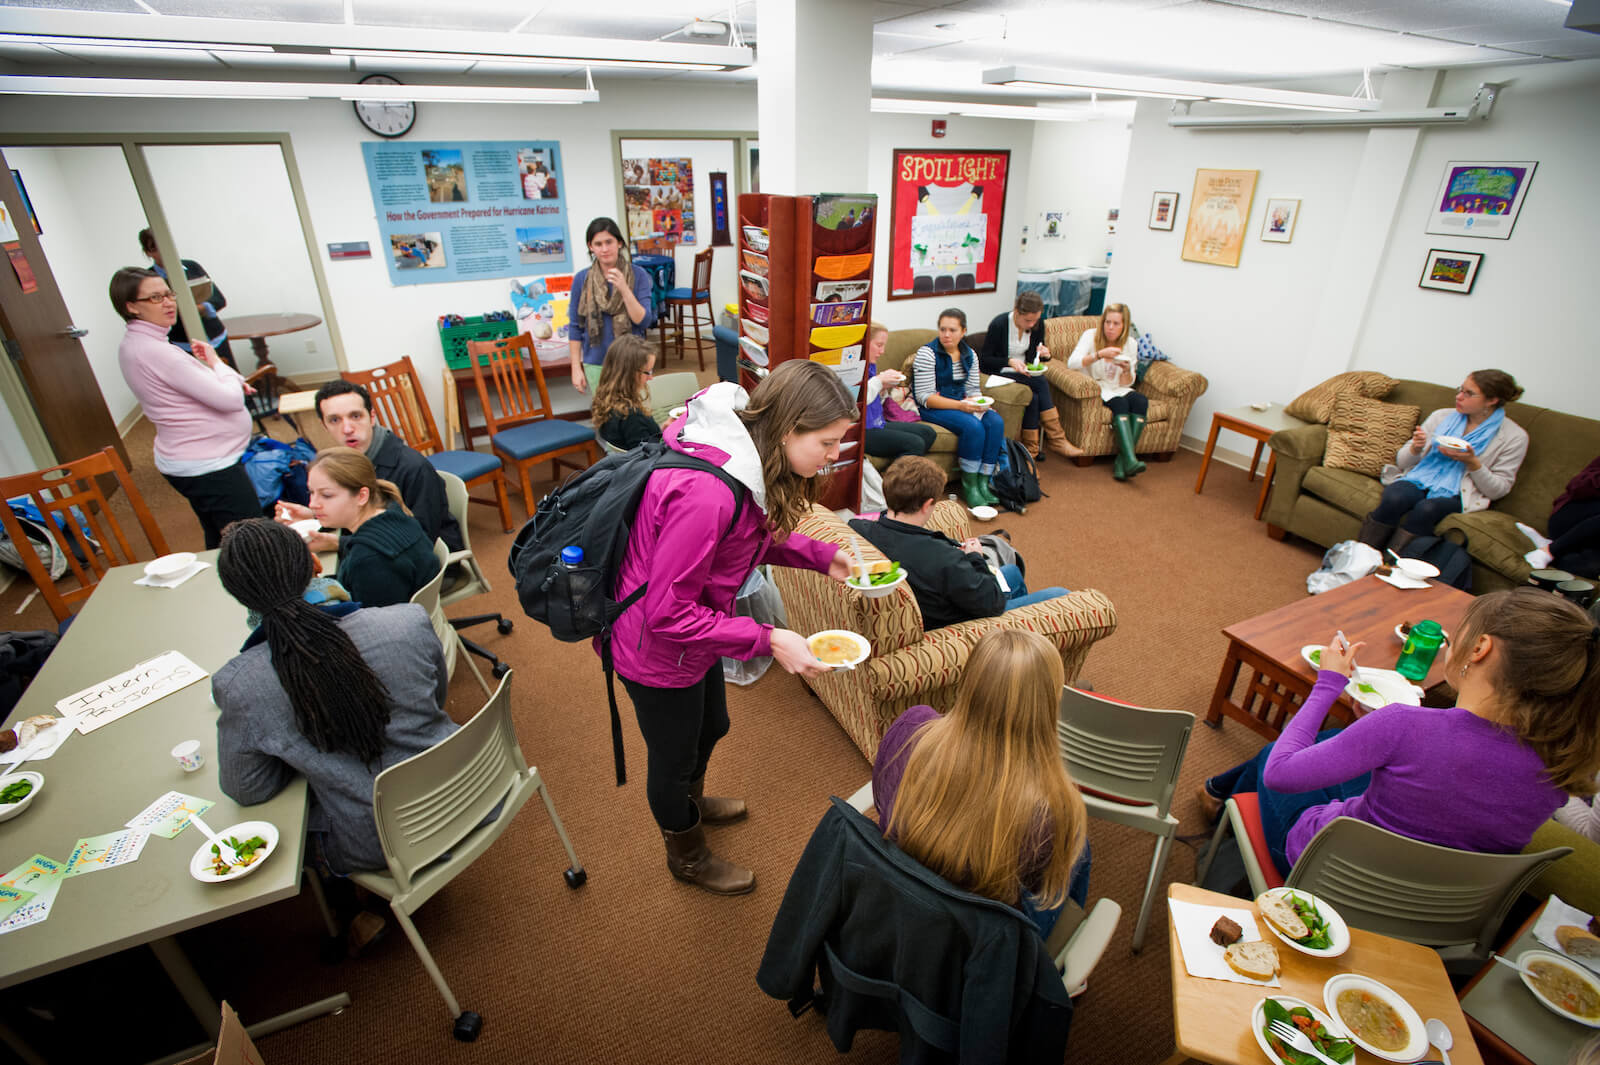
436 471 512 680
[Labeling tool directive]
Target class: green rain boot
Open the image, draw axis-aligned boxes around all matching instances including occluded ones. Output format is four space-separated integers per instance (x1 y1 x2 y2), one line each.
1125 413 1148 478
961 472 989 507
976 471 999 506
1111 415 1143 482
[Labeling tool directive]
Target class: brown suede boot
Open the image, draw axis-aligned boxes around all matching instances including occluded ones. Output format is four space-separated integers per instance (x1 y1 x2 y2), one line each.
689 774 747 824
1021 427 1043 460
1038 407 1084 458
662 814 755 895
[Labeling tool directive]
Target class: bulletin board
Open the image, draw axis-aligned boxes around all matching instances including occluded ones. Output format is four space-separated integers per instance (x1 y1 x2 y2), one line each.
887 148 1010 300
621 156 697 245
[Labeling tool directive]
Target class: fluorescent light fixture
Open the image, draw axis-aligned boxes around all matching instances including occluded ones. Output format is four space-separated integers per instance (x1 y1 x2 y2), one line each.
0 75 598 105
871 97 1095 122
329 48 723 71
985 65 1378 112
0 34 274 53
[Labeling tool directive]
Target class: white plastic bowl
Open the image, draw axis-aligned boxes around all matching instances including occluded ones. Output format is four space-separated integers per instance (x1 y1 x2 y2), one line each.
807 629 870 670
1517 949 1600 1027
1322 973 1428 1062
1025 364 1047 377
971 396 994 407
0 771 43 823
668 406 688 421
1393 558 1440 582
190 820 280 885
968 505 998 522
1434 435 1470 452
145 552 197 580
846 568 908 600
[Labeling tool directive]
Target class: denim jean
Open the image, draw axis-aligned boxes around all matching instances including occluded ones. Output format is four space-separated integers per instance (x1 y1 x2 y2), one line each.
920 406 1005 474
1018 842 1094 939
1000 563 1069 611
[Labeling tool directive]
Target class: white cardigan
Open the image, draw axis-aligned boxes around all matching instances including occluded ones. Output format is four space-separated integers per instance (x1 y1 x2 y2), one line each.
1067 330 1136 401
1381 408 1528 514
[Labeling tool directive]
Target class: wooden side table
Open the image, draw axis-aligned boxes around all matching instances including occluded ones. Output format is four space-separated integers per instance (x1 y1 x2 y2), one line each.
1195 404 1311 521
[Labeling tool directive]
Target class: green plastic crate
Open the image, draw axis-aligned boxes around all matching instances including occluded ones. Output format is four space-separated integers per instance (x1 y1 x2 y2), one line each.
439 314 518 370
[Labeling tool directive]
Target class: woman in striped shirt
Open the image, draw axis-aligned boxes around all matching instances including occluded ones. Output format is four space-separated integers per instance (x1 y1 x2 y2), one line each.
910 308 1005 508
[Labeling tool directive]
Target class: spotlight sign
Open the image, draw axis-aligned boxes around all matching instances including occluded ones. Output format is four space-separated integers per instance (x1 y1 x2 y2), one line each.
887 148 1010 300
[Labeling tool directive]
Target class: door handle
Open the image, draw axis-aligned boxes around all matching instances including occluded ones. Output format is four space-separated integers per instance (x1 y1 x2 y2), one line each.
59 326 89 339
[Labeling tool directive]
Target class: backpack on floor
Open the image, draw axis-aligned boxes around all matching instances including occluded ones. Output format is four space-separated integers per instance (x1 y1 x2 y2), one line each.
1399 531 1473 592
990 438 1043 514
508 439 744 785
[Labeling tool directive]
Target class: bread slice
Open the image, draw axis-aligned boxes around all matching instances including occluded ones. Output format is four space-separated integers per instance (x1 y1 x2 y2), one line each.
1557 925 1600 961
1225 940 1281 980
1257 893 1310 941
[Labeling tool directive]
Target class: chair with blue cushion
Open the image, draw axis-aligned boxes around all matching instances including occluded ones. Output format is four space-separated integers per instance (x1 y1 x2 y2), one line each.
664 247 714 371
343 356 513 533
466 334 598 516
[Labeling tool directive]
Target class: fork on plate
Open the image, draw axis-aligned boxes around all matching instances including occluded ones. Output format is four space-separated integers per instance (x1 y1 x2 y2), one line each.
1266 1019 1344 1065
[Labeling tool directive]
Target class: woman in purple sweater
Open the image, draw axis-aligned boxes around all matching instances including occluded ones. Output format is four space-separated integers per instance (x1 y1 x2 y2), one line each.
1201 588 1600 877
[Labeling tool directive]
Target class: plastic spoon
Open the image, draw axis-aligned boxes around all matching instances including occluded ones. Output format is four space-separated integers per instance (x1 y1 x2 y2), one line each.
189 812 240 867
1424 1018 1453 1065
1334 630 1372 690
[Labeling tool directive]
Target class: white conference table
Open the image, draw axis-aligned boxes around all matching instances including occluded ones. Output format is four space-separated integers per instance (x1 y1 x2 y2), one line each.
0 553 347 1062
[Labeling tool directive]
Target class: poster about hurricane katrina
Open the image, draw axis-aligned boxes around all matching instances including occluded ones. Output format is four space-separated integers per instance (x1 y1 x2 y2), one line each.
888 149 1009 300
1424 160 1536 240
362 140 572 286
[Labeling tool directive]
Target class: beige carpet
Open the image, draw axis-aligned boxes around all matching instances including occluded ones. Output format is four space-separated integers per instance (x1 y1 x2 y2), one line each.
0 366 1330 1065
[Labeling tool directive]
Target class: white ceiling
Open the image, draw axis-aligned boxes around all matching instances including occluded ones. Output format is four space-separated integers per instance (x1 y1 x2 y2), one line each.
0 0 1595 100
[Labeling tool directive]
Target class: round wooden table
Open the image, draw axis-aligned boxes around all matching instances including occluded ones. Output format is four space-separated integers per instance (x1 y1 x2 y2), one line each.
222 312 322 369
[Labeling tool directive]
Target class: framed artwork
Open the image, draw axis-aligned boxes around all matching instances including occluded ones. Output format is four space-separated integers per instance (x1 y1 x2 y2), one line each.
1418 248 1483 294
1148 191 1178 231
888 148 1010 300
620 156 696 245
1260 197 1300 243
1425 160 1536 240
1181 168 1258 268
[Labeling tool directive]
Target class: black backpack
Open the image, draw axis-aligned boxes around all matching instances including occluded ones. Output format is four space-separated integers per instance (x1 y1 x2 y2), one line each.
1400 531 1473 591
991 438 1043 514
508 440 744 784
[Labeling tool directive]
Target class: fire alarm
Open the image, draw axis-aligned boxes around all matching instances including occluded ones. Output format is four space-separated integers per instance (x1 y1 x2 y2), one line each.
931 119 947 138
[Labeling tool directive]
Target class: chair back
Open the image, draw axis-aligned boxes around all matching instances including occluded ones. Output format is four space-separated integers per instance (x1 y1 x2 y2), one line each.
411 537 457 674
689 247 713 294
647 371 700 424
344 357 444 455
1286 816 1572 962
0 447 170 622
436 470 492 605
1056 686 1192 817
243 362 284 418
369 670 526 894
465 334 555 437
595 430 627 457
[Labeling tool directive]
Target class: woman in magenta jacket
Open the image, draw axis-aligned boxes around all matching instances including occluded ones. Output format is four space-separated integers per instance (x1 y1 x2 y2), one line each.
609 361 857 896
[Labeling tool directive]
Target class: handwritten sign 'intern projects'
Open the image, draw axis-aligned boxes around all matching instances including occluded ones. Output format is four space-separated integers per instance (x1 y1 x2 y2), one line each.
55 651 210 735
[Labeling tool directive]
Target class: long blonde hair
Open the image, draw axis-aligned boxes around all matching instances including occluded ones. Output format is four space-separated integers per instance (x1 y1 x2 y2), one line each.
591 334 654 426
309 447 409 517
1095 303 1133 349
886 628 1088 908
737 360 858 535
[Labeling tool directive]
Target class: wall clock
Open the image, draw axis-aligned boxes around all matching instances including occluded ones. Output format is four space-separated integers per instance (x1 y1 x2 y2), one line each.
352 74 416 139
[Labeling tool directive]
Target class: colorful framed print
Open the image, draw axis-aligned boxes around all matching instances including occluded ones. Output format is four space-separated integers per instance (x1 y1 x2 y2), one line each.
1260 198 1300 243
1148 191 1178 231
1181 168 1258 268
1418 248 1483 294
1425 160 1536 240
888 148 1010 300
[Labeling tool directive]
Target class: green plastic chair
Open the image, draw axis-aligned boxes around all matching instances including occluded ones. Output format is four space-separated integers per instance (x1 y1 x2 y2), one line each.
1056 685 1194 952
1282 815 1571 973
350 670 586 1041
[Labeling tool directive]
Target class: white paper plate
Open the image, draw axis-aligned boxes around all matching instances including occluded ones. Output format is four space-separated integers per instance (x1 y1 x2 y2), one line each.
807 629 870 670
1322 973 1428 1062
0 771 43 823
971 396 994 407
1345 669 1422 709
845 568 907 600
968 505 998 521
1377 571 1430 591
1250 996 1351 1065
1392 559 1440 581
145 551 198 580
1517 949 1600 1028
1257 888 1351 959
189 820 280 885
290 518 321 541
668 406 687 421
1300 644 1328 671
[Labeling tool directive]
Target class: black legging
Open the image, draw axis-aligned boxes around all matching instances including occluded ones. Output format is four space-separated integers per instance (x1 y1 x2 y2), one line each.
1370 479 1464 535
1104 392 1149 417
994 370 1055 430
163 463 263 550
1550 499 1600 578
864 423 938 460
621 660 729 832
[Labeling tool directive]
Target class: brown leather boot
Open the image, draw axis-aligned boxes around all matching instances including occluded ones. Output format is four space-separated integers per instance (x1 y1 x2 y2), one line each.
1021 427 1043 460
689 774 747 824
1038 407 1084 458
662 814 755 895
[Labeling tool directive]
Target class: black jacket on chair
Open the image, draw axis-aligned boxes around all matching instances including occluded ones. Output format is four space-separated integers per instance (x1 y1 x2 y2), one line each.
757 798 1072 1065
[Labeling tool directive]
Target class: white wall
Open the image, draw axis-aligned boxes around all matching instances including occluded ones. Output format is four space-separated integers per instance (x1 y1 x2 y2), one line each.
1019 116 1134 271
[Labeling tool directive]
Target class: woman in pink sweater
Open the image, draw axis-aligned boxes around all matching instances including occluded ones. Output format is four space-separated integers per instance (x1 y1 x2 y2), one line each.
112 267 260 548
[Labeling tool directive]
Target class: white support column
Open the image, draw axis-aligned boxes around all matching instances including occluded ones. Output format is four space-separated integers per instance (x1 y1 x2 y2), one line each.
756 0 874 195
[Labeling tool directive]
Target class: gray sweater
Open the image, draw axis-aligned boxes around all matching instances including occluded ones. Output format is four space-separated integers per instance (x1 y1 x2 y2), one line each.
212 604 455 874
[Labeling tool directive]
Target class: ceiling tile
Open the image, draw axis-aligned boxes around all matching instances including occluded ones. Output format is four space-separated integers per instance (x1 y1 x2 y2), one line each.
145 0 345 21
0 0 146 10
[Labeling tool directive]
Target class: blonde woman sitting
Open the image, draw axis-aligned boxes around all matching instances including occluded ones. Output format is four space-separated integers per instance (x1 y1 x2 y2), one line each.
872 627 1091 937
593 335 662 451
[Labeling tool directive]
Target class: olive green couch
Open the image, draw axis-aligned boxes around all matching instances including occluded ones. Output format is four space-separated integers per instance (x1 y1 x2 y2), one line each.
1263 379 1600 592
1526 819 1600 915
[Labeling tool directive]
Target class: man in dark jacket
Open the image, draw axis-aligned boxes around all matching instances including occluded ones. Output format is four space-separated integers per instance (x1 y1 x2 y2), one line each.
848 456 1065 630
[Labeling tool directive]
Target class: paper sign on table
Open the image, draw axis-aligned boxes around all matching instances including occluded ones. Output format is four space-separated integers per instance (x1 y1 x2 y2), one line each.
1169 896 1281 987
126 791 216 839
55 650 210 736
0 885 34 924
64 829 149 877
0 854 67 933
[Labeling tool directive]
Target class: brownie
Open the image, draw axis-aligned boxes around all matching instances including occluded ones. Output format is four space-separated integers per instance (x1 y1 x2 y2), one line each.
1210 916 1243 945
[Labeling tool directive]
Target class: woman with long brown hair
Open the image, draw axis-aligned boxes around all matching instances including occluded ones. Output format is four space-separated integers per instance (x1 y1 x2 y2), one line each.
302 447 436 608
592 335 661 451
1201 587 1600 878
608 359 858 895
873 628 1091 936
567 216 654 394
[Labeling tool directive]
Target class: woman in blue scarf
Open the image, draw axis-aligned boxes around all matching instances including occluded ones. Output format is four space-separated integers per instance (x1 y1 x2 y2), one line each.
1357 369 1528 553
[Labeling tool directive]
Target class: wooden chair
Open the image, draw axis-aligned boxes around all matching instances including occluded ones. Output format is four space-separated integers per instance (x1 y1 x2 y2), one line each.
243 362 302 437
465 334 598 515
342 356 513 533
664 247 715 371
0 447 171 623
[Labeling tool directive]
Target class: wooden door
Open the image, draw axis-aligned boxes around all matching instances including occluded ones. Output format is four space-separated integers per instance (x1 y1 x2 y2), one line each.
0 152 126 467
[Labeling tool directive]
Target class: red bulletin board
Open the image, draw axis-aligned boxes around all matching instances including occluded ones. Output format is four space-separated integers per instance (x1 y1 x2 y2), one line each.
888 148 1010 300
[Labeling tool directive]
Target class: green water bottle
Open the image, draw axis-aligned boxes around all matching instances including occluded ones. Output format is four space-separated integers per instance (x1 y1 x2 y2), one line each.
1394 619 1444 682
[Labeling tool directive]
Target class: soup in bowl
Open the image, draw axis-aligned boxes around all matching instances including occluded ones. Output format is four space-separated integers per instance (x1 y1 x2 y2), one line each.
807 630 870 669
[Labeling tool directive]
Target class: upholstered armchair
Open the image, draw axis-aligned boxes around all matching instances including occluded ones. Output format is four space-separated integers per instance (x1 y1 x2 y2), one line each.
771 501 1118 763
1039 316 1209 464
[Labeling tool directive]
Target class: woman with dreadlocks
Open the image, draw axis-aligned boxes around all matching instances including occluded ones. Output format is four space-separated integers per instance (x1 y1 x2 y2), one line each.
211 519 456 875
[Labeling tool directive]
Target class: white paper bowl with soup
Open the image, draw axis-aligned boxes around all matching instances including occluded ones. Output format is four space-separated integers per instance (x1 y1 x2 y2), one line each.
1433 435 1470 453
1322 974 1428 1062
807 630 870 670
145 551 198 580
1517 949 1600 1027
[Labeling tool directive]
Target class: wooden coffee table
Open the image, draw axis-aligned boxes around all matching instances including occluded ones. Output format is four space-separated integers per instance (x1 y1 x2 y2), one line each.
1205 575 1474 738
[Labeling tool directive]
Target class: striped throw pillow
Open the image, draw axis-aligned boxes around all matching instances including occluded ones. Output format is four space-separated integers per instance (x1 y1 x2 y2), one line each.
1284 371 1399 424
1324 393 1421 477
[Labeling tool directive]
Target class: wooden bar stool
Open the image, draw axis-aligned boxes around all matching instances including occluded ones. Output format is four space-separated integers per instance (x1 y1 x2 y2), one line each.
664 247 715 371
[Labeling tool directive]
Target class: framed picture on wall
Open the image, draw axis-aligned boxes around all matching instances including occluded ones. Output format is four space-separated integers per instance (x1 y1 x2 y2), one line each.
1181 168 1258 268
1424 160 1536 240
1418 248 1483 294
1260 198 1300 243
1148 191 1178 231
887 148 1010 300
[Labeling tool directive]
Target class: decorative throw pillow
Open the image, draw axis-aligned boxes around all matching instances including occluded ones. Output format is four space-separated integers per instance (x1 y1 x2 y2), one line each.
1284 371 1399 424
1324 393 1421 478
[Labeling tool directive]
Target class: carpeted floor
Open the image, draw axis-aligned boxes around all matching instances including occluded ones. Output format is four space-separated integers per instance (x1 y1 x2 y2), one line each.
0 362 1331 1065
